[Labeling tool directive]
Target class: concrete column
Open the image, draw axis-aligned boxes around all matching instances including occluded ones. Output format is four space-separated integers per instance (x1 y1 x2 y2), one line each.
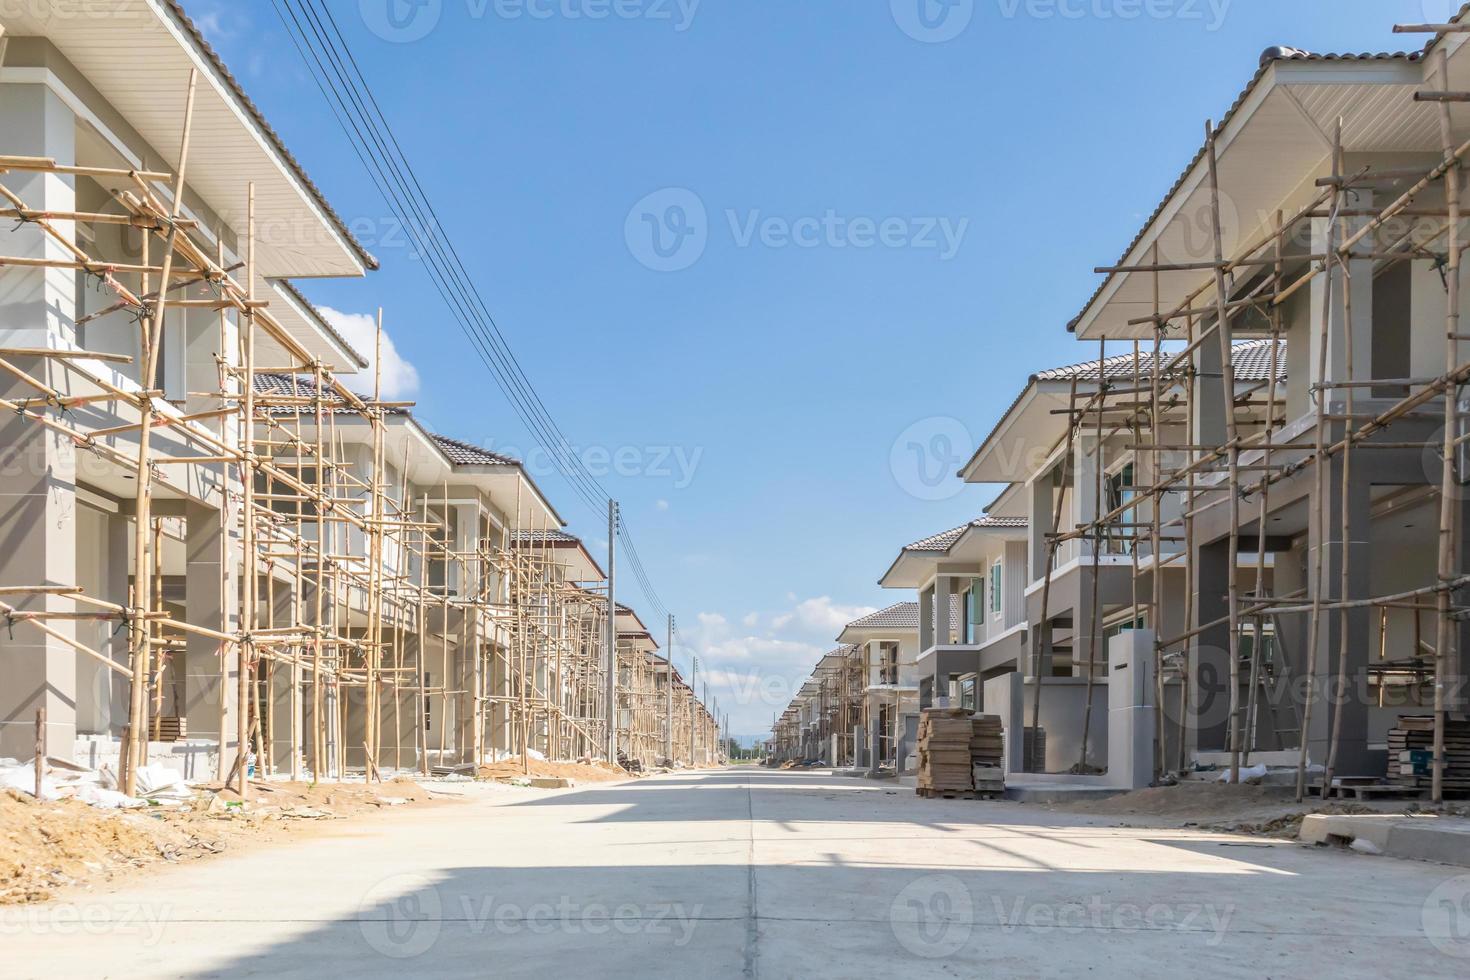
1308 207 1375 390
1073 435 1101 560
985 672 1025 775
1193 330 1227 449
1191 539 1231 754
452 504 478 765
934 575 952 646
1029 468 1052 579
0 82 80 760
0 361 79 759
1108 630 1156 789
918 584 934 651
1307 459 1372 774
0 83 76 348
1456 494 1470 714
183 503 239 771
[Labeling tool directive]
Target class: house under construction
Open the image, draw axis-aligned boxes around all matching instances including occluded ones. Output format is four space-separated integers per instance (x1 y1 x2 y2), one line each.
0 1 718 795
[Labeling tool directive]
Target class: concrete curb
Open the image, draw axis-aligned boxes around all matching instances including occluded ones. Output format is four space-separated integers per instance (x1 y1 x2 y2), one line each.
1299 814 1470 867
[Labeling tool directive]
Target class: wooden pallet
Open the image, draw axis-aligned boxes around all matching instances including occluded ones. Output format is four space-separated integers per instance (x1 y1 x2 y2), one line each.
1315 783 1430 801
917 787 1004 801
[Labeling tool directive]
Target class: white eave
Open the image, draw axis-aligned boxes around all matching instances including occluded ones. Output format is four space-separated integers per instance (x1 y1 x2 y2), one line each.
1 0 374 279
1072 53 1440 341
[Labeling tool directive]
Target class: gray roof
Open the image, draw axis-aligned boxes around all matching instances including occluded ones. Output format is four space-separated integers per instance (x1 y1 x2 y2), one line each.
512 529 582 545
1034 338 1284 383
431 433 518 467
905 516 1028 553
845 602 919 630
252 372 405 415
844 597 964 633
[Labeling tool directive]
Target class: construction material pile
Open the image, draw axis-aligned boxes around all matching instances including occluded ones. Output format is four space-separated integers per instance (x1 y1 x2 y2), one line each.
1388 715 1470 794
916 709 1005 799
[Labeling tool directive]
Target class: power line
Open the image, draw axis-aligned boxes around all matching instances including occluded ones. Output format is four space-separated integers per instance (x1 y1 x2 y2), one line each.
272 0 685 656
271 0 610 514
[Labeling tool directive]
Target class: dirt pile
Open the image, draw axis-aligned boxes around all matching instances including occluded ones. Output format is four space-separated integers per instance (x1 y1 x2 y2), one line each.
1 776 446 905
476 758 627 784
1046 781 1468 838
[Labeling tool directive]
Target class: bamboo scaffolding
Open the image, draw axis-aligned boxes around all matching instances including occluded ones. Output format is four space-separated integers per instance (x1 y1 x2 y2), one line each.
1040 83 1469 803
0 129 621 791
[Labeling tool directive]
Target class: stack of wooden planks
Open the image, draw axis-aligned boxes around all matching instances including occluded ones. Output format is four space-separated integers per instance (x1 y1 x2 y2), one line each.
1387 715 1470 794
917 708 1006 799
970 714 1004 795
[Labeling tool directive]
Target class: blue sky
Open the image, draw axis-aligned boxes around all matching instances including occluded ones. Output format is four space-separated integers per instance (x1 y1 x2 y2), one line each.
184 0 1441 739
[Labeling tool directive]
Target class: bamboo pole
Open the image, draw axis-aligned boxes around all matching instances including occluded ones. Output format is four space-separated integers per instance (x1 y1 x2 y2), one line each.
1297 121 1344 803
1431 48 1460 805
1322 149 1358 798
124 70 197 798
1079 339 1107 771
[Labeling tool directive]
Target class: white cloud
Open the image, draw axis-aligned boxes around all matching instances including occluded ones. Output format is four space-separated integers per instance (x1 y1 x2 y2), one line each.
676 594 879 740
788 596 877 636
319 307 421 400
187 1 248 43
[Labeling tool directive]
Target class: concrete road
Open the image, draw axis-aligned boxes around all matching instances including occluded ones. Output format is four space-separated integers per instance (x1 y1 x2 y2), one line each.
6 768 1470 978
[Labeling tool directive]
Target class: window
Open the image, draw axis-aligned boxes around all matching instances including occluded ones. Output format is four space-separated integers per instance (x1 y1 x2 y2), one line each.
990 559 1003 616
879 641 899 685
965 577 984 642
960 677 977 711
1106 462 1137 554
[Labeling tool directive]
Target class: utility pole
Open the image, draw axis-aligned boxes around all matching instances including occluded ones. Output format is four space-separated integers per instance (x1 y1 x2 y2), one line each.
605 499 618 765
665 613 674 766
688 655 696 768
